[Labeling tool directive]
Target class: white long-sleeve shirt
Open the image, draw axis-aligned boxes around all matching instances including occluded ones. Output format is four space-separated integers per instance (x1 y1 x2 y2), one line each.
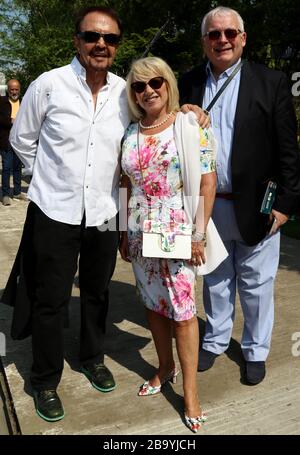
10 57 130 226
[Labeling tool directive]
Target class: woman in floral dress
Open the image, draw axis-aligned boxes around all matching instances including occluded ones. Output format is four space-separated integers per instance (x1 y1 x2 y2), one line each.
119 57 216 433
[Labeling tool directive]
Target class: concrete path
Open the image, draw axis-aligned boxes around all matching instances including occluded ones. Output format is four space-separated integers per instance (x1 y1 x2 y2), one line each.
0 194 300 435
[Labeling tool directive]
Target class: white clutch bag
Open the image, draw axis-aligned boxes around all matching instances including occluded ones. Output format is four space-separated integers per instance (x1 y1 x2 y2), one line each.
142 219 192 259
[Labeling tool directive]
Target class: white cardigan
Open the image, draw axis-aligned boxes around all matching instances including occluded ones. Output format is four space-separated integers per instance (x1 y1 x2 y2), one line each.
174 111 228 275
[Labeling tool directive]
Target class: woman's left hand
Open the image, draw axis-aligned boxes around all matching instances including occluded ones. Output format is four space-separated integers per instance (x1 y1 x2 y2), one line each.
188 241 206 266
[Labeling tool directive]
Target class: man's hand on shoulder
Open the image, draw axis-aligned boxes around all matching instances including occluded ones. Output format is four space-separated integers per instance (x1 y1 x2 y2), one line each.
180 104 210 128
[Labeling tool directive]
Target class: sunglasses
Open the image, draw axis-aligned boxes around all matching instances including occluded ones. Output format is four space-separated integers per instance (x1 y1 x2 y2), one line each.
203 28 242 41
76 31 121 45
131 77 165 93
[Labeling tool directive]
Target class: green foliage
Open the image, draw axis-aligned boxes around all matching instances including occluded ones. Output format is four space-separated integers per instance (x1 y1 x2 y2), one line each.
0 0 299 91
0 0 112 86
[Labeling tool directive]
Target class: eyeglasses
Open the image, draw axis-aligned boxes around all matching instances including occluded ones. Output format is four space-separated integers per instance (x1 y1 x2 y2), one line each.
203 28 242 41
131 77 165 93
76 31 121 45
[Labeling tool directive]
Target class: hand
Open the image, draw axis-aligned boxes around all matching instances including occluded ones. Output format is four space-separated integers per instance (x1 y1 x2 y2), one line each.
119 232 131 263
269 209 289 234
180 104 210 128
188 241 206 266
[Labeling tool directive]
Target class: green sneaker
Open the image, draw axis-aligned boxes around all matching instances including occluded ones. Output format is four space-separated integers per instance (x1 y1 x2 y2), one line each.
33 389 64 422
81 363 116 392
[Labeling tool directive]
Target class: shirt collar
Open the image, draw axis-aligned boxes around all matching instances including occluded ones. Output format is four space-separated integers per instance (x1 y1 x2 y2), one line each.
71 56 111 87
71 56 86 79
206 58 241 79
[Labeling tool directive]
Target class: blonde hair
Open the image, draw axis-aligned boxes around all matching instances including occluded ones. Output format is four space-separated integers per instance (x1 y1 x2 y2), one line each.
126 56 180 122
201 6 245 36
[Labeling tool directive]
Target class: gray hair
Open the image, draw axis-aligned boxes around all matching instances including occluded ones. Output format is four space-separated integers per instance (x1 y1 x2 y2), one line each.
201 6 244 36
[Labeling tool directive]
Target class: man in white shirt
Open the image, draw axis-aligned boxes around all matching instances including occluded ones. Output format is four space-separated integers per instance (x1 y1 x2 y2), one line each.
8 6 130 423
6 5 210 423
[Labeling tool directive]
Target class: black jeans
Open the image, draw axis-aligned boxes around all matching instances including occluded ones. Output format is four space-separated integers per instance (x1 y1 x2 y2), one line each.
27 203 119 391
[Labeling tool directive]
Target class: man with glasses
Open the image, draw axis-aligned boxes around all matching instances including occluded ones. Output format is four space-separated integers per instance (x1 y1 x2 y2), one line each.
6 6 129 422
4 4 209 423
179 6 300 384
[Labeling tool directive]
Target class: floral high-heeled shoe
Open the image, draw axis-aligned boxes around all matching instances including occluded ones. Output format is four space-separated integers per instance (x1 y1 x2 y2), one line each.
184 413 207 433
138 368 180 396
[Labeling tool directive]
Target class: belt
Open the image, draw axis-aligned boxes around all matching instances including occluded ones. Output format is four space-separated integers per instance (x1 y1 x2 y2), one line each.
216 193 234 200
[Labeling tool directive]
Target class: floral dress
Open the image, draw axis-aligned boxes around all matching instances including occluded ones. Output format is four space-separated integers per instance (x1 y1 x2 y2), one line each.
121 122 216 321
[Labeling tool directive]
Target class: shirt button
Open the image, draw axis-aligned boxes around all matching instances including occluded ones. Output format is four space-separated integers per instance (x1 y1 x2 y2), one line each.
86 185 89 188
91 142 93 146
88 164 91 167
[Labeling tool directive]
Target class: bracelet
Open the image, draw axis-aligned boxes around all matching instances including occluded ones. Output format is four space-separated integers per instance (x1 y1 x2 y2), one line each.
192 231 207 245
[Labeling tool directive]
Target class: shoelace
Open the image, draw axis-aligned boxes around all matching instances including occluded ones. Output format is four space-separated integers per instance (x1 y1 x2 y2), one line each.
93 363 105 372
90 364 111 378
39 390 57 401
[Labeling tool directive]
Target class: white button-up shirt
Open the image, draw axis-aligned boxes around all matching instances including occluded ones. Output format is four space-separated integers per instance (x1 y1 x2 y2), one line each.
10 57 130 226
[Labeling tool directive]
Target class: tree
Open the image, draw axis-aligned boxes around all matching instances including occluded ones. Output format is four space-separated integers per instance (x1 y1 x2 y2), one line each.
0 0 299 91
0 0 227 85
0 0 101 87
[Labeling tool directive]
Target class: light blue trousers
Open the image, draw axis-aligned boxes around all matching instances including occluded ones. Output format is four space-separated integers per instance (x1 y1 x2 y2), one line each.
203 199 280 361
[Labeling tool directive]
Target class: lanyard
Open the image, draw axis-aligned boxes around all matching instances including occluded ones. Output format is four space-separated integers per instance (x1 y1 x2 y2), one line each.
204 60 243 114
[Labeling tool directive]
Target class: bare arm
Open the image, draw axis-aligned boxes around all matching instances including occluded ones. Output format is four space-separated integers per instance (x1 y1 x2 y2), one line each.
199 171 217 231
190 171 216 266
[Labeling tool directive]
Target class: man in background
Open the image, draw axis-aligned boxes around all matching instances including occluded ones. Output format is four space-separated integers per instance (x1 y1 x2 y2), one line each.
0 79 26 205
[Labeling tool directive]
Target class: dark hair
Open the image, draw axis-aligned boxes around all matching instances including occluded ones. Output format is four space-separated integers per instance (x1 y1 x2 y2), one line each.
74 6 123 37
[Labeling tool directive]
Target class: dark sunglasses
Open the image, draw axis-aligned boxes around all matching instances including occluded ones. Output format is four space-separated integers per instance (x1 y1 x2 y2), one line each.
203 28 242 41
76 31 121 45
131 76 165 93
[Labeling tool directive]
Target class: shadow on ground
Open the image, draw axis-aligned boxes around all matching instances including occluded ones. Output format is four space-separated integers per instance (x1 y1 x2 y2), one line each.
1 280 151 400
0 276 255 414
279 235 300 273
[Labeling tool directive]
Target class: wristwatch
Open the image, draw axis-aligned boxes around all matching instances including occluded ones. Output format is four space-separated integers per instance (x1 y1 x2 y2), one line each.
192 231 207 245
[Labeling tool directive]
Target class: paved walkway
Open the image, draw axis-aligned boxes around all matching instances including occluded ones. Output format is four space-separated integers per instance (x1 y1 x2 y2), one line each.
0 190 300 435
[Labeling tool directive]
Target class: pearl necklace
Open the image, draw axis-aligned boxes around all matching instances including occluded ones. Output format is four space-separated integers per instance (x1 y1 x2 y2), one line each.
139 111 174 130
